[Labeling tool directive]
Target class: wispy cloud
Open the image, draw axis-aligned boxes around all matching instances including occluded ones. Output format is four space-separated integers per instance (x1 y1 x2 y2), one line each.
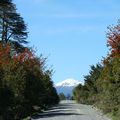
38 13 91 19
32 11 120 19
16 0 47 5
33 25 103 36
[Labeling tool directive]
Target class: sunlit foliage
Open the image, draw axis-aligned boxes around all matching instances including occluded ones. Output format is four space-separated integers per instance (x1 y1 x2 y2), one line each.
73 21 120 120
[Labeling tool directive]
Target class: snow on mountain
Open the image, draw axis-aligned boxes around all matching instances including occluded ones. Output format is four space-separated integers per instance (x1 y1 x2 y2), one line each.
55 78 81 96
56 78 81 87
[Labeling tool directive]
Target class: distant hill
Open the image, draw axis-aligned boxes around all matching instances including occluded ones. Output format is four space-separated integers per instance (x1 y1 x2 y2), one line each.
55 78 81 96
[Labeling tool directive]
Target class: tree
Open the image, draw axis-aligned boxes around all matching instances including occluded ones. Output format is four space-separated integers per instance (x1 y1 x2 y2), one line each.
0 1 60 119
42 70 59 106
73 21 120 120
0 43 59 119
59 93 66 100
73 84 88 103
0 0 28 52
107 21 120 57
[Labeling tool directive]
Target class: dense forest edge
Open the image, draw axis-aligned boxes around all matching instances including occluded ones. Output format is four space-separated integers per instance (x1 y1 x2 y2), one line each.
73 21 120 120
0 0 59 119
1 0 120 120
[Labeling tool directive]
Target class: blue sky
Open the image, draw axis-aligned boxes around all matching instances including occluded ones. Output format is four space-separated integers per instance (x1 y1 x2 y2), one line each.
14 0 120 84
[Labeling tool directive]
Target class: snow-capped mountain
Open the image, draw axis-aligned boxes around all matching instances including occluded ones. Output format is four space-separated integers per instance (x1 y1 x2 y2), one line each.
55 78 81 96
56 78 81 87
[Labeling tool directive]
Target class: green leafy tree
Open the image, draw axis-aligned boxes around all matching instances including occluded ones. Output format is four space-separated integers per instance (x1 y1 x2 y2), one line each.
73 64 103 104
59 93 66 100
73 21 120 120
42 70 59 106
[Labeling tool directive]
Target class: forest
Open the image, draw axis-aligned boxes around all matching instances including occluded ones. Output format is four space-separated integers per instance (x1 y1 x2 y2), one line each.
0 0 59 119
73 21 120 120
1 0 120 120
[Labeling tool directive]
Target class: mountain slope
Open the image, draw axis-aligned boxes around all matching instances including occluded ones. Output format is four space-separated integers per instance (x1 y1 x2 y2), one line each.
55 78 81 96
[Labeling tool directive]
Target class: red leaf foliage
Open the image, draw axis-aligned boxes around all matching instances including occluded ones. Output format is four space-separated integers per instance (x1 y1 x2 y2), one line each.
107 23 120 57
0 43 35 65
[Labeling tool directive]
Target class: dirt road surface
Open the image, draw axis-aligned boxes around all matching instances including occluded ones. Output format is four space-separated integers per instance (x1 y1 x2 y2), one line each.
31 100 111 120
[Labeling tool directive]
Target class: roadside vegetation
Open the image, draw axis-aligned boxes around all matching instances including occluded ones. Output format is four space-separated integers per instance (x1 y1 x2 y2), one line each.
59 93 66 100
0 0 59 119
73 21 120 120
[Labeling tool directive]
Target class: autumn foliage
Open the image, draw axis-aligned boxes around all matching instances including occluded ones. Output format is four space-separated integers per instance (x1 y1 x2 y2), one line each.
73 21 120 120
0 44 59 119
107 22 120 58
0 0 59 119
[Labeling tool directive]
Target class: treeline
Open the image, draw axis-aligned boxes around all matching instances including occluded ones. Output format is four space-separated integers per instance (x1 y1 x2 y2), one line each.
0 0 59 120
73 21 120 120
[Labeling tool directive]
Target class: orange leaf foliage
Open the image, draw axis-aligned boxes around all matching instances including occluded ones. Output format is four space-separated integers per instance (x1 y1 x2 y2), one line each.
107 24 120 57
0 43 35 65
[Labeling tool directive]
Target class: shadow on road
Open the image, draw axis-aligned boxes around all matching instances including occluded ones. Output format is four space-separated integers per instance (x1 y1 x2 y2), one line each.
32 112 83 119
31 103 84 119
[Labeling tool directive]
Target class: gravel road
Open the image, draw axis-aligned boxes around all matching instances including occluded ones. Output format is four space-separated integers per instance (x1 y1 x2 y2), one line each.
31 100 111 120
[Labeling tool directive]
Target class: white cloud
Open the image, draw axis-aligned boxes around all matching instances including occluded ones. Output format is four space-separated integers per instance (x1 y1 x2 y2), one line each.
35 25 103 36
38 13 87 19
15 0 47 5
33 11 120 20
